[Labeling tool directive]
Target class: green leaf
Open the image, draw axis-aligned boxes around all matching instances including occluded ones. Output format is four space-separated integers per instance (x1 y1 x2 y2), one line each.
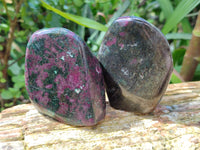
59 0 65 5
11 74 25 90
4 102 14 107
107 0 131 27
15 91 22 98
166 33 192 40
187 12 199 17
48 13 62 27
41 0 108 31
0 36 5 42
1 90 13 99
28 0 40 10
181 18 192 33
193 64 200 81
8 60 21 75
172 48 186 66
0 45 3 51
162 0 200 34
170 73 182 83
14 81 25 89
0 23 9 32
9 88 22 98
73 0 84 7
23 16 35 27
174 65 182 72
12 74 25 83
0 78 6 83
157 0 173 19
8 88 21 98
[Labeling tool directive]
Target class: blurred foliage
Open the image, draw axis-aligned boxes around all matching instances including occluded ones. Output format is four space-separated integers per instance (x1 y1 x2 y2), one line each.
0 0 199 111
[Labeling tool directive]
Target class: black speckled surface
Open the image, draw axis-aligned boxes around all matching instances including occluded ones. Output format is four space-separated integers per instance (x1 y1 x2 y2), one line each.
98 16 173 113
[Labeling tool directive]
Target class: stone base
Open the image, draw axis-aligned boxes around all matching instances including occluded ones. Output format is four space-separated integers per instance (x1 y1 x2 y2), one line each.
1 81 200 149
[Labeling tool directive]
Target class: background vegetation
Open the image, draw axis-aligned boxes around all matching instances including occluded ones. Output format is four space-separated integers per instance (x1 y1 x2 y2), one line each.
0 0 200 111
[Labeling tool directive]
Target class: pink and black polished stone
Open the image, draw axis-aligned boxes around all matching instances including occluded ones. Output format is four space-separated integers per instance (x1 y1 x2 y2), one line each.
98 16 173 114
25 28 106 126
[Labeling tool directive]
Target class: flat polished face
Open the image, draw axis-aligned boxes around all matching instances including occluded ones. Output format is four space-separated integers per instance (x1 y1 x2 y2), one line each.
98 16 173 114
25 28 106 126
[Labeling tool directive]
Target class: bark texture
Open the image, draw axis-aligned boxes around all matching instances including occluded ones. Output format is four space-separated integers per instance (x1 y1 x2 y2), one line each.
1 81 200 149
180 11 200 81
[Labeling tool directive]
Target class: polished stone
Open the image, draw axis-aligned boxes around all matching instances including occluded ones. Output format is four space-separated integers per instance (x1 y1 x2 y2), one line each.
98 16 173 114
25 28 106 126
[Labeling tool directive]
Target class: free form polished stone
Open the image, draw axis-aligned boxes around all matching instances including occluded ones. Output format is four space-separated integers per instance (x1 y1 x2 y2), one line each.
98 16 173 114
25 28 106 126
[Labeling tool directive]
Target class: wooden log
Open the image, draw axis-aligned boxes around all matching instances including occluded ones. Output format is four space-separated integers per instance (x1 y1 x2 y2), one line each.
1 81 200 149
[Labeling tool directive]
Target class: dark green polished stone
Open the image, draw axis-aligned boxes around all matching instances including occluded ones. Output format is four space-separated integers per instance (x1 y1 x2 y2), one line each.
98 16 173 114
25 28 106 126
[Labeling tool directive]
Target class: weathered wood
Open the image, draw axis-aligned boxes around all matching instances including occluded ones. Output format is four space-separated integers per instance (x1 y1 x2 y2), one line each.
1 81 200 149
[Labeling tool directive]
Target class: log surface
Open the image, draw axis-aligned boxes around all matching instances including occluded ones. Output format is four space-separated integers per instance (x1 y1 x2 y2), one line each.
1 82 200 150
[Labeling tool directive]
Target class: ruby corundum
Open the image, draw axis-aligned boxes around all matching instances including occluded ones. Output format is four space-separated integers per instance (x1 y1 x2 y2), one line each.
98 16 173 114
25 28 106 126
